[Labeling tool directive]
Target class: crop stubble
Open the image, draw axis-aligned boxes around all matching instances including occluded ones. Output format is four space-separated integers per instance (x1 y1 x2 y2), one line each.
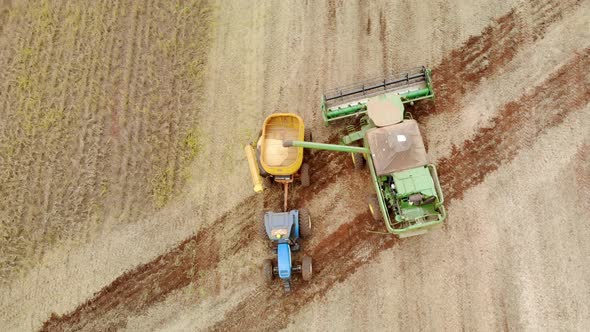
40 1 589 329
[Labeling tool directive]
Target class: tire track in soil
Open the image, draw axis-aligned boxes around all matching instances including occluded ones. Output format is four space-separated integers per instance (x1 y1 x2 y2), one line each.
20 0 69 258
41 49 589 332
206 48 590 332
413 0 581 118
39 205 247 332
113 1 141 219
68 0 113 240
438 48 590 203
40 10 588 332
120 0 154 220
573 143 590 201
39 136 353 331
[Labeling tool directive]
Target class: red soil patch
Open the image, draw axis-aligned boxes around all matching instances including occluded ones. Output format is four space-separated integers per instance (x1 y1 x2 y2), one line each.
41 10 587 332
208 48 590 332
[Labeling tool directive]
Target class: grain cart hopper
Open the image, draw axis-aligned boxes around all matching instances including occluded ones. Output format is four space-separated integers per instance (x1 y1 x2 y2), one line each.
261 209 312 293
284 67 446 238
244 113 311 211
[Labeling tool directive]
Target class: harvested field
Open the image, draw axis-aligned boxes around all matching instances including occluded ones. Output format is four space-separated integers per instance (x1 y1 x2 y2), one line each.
1 0 589 331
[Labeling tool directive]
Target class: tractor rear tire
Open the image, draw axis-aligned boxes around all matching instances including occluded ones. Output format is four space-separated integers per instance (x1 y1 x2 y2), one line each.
368 195 383 221
351 152 365 170
259 211 268 239
263 259 274 284
301 256 312 281
298 208 311 238
300 163 310 187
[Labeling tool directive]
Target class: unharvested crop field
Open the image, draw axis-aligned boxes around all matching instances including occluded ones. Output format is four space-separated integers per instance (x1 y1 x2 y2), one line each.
1 0 589 331
0 0 211 282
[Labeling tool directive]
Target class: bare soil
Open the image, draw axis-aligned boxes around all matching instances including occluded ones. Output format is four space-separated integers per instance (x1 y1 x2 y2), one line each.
1 0 589 331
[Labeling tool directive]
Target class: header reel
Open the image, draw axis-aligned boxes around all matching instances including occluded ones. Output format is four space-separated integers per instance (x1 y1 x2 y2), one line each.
321 66 434 125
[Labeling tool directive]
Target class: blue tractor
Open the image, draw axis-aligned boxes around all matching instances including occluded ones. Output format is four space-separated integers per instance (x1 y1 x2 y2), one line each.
260 208 313 293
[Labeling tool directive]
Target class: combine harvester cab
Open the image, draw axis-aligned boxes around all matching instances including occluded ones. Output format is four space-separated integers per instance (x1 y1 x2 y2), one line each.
285 67 446 238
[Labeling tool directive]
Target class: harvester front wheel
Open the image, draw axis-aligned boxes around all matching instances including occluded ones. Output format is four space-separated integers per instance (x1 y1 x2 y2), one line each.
263 259 274 284
300 163 310 187
301 256 312 281
351 152 365 170
298 208 312 238
368 195 383 221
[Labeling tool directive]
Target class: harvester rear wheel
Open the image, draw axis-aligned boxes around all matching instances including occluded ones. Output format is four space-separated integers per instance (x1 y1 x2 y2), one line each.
301 256 312 281
300 163 310 187
298 208 311 238
351 152 365 170
263 259 274 284
368 195 383 221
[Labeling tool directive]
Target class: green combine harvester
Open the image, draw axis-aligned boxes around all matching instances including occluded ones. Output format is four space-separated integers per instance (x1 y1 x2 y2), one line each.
284 67 446 238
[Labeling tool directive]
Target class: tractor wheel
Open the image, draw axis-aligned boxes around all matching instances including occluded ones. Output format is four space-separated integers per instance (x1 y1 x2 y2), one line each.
304 128 312 142
298 208 311 238
303 129 313 159
301 256 313 281
368 195 383 221
259 211 268 239
263 259 274 284
351 152 365 170
300 163 310 187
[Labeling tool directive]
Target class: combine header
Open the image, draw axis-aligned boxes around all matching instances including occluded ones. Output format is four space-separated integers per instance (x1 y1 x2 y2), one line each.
284 67 446 238
321 66 434 127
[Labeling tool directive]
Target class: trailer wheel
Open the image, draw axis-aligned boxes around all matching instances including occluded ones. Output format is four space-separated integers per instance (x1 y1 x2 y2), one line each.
298 208 311 238
304 128 312 142
256 147 269 177
301 256 312 281
368 195 383 221
300 163 310 187
351 152 365 170
303 129 313 159
263 259 274 284
262 176 272 188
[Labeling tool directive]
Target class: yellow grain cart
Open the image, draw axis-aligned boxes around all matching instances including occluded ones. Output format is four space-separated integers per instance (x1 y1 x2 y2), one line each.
245 113 310 210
